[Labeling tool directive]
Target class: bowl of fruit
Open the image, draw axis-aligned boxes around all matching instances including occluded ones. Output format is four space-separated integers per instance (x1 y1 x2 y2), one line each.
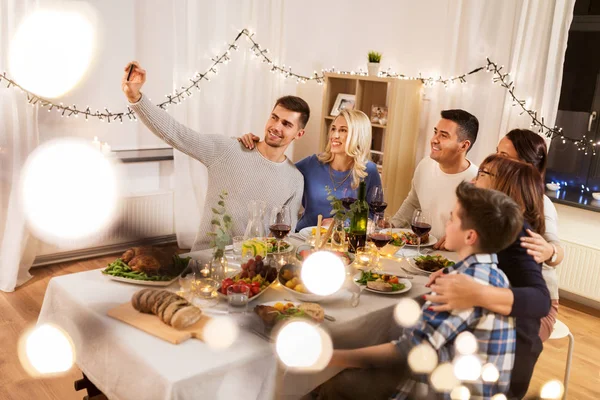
278 263 324 302
218 256 278 301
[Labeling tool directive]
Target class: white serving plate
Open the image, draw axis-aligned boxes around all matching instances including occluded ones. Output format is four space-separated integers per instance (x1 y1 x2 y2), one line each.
103 274 179 287
217 269 277 303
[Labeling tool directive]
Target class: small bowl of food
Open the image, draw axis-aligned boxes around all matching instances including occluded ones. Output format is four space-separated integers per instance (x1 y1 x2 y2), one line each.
546 183 560 191
592 192 600 200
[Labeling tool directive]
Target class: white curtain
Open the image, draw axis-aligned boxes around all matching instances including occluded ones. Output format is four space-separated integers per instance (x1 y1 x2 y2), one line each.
415 0 575 165
0 0 39 292
170 0 285 248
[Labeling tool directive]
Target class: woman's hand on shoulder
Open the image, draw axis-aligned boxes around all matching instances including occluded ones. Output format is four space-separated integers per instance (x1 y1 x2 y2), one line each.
520 229 554 264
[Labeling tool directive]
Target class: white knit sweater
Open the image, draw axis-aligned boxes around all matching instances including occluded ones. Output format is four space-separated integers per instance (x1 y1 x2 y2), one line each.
129 94 304 251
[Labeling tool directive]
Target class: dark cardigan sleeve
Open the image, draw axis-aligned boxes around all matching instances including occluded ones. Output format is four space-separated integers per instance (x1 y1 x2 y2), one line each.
497 225 551 319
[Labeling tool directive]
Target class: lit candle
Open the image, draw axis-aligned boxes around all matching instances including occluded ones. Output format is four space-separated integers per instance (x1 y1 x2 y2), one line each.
101 142 111 155
91 136 101 150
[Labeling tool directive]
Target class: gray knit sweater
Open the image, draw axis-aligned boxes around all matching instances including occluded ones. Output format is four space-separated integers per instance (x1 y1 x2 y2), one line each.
129 94 304 251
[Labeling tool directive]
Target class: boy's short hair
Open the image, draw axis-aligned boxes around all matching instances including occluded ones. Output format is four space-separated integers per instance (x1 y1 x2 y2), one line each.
455 182 523 253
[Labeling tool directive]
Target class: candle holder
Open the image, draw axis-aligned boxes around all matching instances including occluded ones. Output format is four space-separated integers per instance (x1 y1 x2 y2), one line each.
354 243 380 270
191 277 220 309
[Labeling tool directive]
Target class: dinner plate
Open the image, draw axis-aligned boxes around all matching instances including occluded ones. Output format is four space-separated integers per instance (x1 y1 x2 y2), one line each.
353 271 412 294
256 301 325 323
406 255 454 276
295 244 355 266
389 229 437 247
298 226 325 239
103 274 179 287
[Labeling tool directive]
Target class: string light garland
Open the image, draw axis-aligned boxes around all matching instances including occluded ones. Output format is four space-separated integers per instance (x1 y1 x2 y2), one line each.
1 28 596 155
485 58 597 156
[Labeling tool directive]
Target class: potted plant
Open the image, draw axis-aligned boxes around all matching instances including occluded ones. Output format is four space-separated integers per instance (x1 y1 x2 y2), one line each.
367 51 382 76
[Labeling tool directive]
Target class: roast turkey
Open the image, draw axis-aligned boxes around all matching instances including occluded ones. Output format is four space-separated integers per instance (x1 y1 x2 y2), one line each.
120 246 184 276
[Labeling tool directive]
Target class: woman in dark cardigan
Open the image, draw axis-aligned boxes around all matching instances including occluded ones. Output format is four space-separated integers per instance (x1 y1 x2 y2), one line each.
426 155 551 398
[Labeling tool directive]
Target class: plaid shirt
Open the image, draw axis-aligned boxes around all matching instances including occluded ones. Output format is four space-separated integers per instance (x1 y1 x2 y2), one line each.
391 254 516 400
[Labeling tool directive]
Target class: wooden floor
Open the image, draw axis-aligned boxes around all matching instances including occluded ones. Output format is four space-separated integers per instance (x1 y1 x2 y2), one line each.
0 248 599 399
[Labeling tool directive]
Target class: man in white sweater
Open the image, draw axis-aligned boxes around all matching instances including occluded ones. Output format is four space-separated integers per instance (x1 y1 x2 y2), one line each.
121 62 305 250
390 110 479 247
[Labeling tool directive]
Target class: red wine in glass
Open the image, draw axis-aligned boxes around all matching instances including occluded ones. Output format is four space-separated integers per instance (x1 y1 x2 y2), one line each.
341 197 357 209
369 201 388 214
411 222 431 237
269 224 291 240
368 232 392 248
411 210 431 256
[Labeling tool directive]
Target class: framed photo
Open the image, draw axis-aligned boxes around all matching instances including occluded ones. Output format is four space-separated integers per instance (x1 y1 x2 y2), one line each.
370 105 388 126
330 94 356 116
370 150 384 166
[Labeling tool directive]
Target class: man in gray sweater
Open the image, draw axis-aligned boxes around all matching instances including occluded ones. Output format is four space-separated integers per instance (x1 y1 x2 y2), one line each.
121 61 306 251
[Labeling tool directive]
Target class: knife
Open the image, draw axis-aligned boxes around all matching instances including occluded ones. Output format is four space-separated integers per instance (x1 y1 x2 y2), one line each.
250 328 273 342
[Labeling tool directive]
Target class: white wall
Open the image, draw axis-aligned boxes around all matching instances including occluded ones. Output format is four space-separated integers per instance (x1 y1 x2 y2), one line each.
282 0 451 162
556 204 600 249
37 0 173 151
30 0 599 252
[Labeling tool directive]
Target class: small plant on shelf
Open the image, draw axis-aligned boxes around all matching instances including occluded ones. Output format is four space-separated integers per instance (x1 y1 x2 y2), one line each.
368 51 382 63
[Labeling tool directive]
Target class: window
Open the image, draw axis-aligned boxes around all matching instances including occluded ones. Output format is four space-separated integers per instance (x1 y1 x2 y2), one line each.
547 0 600 193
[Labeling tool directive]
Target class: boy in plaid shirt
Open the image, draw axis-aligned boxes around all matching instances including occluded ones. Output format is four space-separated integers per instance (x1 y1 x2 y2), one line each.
319 182 522 399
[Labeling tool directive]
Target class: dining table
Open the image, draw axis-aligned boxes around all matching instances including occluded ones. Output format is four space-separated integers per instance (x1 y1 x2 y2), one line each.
37 235 457 400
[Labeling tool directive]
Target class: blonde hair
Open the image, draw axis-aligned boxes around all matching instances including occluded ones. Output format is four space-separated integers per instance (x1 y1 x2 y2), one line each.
317 109 372 189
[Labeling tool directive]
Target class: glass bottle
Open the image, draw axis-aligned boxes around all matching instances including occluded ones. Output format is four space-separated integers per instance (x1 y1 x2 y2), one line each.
348 181 369 253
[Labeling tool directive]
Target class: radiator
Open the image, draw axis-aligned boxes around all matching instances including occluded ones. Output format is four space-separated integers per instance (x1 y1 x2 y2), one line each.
35 191 176 258
557 240 600 302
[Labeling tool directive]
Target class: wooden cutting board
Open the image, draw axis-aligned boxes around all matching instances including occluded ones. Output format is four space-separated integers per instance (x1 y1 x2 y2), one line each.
107 302 211 344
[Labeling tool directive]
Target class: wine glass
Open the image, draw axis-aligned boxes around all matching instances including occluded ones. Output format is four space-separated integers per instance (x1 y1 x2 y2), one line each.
368 215 392 249
269 205 292 253
411 210 432 256
368 186 387 216
341 187 357 210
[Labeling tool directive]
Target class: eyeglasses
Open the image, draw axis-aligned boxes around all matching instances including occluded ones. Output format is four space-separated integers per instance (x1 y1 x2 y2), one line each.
477 169 495 179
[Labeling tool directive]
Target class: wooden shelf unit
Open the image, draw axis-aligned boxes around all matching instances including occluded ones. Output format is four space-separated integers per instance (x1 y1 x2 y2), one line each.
320 73 423 213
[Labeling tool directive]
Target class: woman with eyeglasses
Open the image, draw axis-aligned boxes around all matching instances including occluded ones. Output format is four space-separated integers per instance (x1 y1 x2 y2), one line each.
497 129 563 342
426 154 551 398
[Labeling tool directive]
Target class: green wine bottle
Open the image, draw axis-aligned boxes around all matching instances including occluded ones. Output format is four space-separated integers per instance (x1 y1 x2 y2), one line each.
348 180 369 253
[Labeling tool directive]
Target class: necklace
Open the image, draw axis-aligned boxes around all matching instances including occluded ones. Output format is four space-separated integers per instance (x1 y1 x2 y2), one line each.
328 165 353 191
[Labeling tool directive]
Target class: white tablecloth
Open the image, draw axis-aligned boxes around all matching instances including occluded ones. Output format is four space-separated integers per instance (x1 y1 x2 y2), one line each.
37 244 456 400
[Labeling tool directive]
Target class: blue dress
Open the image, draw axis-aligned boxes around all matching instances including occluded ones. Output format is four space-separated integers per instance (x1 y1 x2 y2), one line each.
295 154 382 231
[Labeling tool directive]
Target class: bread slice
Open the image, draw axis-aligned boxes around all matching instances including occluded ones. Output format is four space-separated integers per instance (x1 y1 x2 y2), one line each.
151 291 173 315
139 289 159 313
132 289 152 311
157 293 181 320
367 281 393 292
298 303 325 323
145 290 164 311
162 300 189 326
170 305 202 329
